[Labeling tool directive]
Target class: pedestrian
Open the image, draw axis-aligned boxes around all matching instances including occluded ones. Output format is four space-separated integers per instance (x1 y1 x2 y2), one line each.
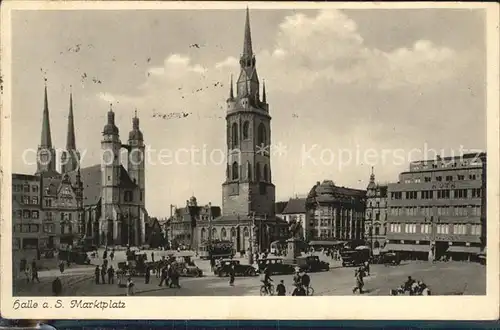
103 249 108 260
59 260 65 273
36 248 41 261
151 252 155 263
20 257 27 274
158 266 167 287
52 277 62 296
276 280 286 296
210 257 215 272
31 260 40 283
364 260 370 276
107 266 115 284
126 277 135 296
24 265 31 283
101 264 106 284
155 261 162 279
145 266 150 284
95 265 100 285
110 251 114 261
229 264 235 286
352 267 365 294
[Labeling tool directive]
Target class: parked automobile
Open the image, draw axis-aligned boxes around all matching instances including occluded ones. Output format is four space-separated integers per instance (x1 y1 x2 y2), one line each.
214 259 257 277
58 249 91 265
296 255 330 272
340 249 370 267
172 259 203 277
256 258 295 275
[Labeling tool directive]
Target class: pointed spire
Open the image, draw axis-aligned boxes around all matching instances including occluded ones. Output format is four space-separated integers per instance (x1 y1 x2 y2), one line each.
40 82 53 148
370 166 375 183
132 108 139 129
262 80 266 103
66 88 76 150
229 75 234 99
242 7 253 58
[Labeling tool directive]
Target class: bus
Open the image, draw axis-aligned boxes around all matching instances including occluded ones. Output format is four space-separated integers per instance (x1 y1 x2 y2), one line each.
198 240 234 260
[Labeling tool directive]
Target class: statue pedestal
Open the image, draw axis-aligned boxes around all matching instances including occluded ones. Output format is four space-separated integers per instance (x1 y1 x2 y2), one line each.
284 238 301 264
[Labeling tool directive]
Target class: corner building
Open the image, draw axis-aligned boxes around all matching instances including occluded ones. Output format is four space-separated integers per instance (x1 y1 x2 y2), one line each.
385 153 486 261
197 9 288 253
365 168 389 251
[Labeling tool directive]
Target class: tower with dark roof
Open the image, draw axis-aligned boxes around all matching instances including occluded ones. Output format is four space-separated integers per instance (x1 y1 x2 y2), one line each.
36 84 57 175
127 110 145 208
222 7 275 217
61 91 81 174
100 104 122 244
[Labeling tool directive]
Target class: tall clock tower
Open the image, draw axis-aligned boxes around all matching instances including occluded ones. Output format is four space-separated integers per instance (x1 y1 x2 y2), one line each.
222 8 276 218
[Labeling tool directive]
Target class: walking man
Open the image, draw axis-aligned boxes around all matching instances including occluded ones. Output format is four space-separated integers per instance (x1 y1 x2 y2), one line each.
276 280 286 296
95 265 100 285
107 266 115 284
145 266 151 284
229 264 235 286
101 264 107 284
31 260 40 283
352 267 365 294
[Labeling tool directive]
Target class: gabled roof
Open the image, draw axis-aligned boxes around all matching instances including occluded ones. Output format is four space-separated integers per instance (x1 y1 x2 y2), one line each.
275 201 288 214
282 198 306 214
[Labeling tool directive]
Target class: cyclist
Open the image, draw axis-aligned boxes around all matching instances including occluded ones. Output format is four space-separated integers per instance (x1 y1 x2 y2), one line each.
293 267 302 286
261 266 273 294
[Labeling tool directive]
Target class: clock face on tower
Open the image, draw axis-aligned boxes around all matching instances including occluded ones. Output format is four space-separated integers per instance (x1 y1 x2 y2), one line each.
102 150 113 164
39 150 49 163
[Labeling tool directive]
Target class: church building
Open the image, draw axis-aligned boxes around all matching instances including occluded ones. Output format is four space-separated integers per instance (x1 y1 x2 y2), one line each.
196 8 288 253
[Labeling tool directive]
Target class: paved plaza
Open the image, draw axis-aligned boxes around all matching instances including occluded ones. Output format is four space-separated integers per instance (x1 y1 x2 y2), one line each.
13 249 486 297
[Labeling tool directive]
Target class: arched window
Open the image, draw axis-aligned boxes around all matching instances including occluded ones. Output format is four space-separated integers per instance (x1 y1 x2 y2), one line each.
256 163 261 181
230 227 236 238
243 227 249 237
201 228 206 241
242 121 250 140
221 228 227 239
231 123 238 148
374 241 380 248
247 161 252 180
232 161 239 180
263 164 268 182
257 123 266 146
211 228 218 240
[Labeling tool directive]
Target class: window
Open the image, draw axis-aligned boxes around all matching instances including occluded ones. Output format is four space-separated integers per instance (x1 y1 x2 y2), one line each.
257 123 266 146
420 224 430 234
436 176 442 181
376 202 380 208
446 175 453 182
454 205 468 216
43 224 55 233
471 205 481 216
414 178 421 183
470 225 481 235
391 192 402 200
45 199 52 207
457 175 465 181
231 161 239 180
32 211 39 219
263 164 268 182
471 188 481 198
255 163 261 181
23 210 30 219
421 190 434 199
406 191 418 199
374 227 380 235
231 123 239 148
454 189 468 199
32 185 39 193
424 177 431 182
124 191 134 202
32 196 38 204
375 213 380 221
23 184 30 193
469 174 476 180
453 224 467 235
242 121 250 140
16 210 22 218
437 190 450 199
404 179 411 184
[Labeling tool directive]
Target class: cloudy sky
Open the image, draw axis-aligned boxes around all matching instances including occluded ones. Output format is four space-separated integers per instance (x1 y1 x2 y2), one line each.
11 6 486 217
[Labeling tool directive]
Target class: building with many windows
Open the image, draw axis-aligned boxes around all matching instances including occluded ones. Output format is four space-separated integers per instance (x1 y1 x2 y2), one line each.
305 180 366 242
385 153 486 261
365 168 389 252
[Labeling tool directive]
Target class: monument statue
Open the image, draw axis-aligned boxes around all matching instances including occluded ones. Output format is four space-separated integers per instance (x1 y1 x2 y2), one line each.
288 218 303 239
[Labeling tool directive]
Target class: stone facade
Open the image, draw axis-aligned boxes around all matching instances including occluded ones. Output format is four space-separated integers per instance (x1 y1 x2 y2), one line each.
365 168 389 250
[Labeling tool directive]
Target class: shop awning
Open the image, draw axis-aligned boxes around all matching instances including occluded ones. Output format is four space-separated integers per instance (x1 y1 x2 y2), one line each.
447 246 481 254
383 243 430 252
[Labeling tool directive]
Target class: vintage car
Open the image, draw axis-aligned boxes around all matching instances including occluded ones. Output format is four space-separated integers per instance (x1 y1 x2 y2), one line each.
296 255 330 272
478 254 486 265
214 259 257 277
172 258 203 277
380 252 401 266
257 258 295 275
340 249 370 267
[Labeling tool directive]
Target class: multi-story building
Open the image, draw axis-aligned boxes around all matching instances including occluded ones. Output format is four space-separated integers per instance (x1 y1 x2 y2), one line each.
12 175 42 250
196 8 288 253
280 197 307 240
385 153 486 261
305 180 366 242
365 168 389 251
170 197 221 249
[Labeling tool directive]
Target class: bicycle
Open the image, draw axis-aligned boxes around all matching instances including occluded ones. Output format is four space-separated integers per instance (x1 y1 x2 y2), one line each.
260 283 275 296
305 286 314 296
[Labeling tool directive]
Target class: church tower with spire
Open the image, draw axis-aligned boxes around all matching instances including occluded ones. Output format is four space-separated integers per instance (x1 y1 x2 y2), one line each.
222 8 275 218
36 84 58 175
128 110 145 208
61 90 81 174
100 104 122 245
